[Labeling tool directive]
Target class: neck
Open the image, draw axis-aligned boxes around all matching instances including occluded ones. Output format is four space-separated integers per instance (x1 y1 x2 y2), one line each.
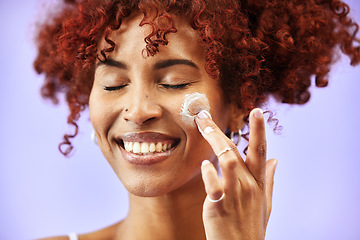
117 173 207 240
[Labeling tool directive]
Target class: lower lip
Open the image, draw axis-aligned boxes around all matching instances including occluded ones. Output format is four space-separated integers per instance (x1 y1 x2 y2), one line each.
119 145 175 165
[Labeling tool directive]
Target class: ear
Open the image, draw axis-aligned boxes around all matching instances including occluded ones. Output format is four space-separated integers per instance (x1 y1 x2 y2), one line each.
227 103 246 132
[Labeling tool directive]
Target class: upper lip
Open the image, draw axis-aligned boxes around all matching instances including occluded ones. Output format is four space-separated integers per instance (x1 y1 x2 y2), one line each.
115 132 180 143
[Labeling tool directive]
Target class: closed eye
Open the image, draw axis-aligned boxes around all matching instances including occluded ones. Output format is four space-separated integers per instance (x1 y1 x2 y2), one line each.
161 83 190 89
103 85 128 91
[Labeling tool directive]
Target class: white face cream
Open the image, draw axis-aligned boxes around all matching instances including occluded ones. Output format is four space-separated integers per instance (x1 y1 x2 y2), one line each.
180 92 211 126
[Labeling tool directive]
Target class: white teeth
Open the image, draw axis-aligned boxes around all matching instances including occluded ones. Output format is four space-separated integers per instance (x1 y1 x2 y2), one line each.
155 142 162 152
149 143 156 153
133 142 141 154
123 141 173 154
141 142 149 154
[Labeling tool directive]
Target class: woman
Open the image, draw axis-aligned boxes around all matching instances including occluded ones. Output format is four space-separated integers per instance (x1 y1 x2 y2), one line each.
34 0 359 239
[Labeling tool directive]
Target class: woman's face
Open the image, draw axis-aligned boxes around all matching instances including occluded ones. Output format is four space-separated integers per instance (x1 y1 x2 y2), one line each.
90 13 231 197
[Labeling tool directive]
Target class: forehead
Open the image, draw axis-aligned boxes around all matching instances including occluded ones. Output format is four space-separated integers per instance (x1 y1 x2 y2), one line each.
98 13 206 63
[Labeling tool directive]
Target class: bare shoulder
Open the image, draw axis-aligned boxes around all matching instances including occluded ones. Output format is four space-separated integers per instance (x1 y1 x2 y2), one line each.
36 237 68 240
36 221 124 240
81 221 123 240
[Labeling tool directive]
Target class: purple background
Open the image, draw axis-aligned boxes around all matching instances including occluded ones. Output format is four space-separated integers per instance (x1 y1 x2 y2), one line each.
0 0 359 239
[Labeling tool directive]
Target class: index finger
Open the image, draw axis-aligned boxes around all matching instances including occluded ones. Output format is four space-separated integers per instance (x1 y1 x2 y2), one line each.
195 110 251 192
195 110 237 157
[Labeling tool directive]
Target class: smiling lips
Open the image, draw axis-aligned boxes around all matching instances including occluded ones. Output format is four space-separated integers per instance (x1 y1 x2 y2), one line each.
124 141 173 154
116 132 179 164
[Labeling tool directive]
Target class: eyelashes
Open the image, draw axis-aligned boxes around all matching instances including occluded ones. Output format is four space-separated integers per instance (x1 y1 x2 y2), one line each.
160 83 190 89
103 83 191 91
103 85 128 91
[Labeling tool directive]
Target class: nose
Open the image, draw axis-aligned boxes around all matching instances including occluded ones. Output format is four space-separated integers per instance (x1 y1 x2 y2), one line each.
122 88 162 126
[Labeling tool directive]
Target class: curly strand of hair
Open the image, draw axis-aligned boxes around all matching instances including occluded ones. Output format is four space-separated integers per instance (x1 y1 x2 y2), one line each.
189 0 206 29
240 81 257 112
331 0 350 19
264 110 282 135
140 10 177 57
40 77 61 104
190 3 224 80
205 46 222 79
59 122 78 156
240 109 281 156
75 5 109 63
59 117 79 157
99 32 116 62
139 1 160 38
241 115 250 156
96 2 137 62
59 91 86 156
330 1 360 65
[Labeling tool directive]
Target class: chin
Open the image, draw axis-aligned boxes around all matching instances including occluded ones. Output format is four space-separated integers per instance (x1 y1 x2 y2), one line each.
123 180 175 197
119 168 204 198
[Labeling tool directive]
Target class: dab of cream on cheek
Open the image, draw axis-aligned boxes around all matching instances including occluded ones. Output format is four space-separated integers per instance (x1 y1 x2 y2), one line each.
180 92 211 127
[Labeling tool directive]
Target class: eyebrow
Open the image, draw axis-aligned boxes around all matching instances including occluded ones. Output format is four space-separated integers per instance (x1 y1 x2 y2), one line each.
154 59 199 69
96 58 199 70
96 59 127 69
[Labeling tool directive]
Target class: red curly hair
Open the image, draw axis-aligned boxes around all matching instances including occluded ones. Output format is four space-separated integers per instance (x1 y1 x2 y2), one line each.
34 0 360 156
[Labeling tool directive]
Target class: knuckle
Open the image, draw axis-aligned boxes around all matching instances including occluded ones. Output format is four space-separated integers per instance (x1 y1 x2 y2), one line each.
256 179 265 190
242 177 258 194
257 142 267 157
219 157 239 170
211 188 223 198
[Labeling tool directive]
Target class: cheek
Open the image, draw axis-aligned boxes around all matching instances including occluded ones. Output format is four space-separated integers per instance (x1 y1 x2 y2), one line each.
89 92 119 158
89 91 116 138
89 91 103 130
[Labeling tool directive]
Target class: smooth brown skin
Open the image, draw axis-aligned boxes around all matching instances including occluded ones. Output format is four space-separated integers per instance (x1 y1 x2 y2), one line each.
38 13 277 240
198 108 277 240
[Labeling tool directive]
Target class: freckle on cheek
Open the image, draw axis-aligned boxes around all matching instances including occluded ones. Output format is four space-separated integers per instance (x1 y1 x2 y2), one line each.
180 92 211 126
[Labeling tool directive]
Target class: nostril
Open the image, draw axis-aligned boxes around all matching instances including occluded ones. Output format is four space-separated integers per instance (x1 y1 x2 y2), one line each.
144 117 157 123
122 97 162 125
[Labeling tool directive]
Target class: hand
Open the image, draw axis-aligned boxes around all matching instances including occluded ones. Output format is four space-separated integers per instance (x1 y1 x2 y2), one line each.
195 108 277 240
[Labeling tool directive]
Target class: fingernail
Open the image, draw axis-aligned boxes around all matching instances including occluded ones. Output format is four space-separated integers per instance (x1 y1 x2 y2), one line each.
273 159 278 168
204 126 214 134
197 110 212 119
254 108 263 119
202 160 211 167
